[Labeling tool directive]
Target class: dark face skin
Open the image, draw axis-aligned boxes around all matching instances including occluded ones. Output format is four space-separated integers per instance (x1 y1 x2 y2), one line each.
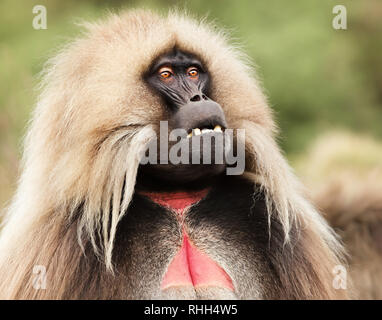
146 49 210 110
138 48 229 189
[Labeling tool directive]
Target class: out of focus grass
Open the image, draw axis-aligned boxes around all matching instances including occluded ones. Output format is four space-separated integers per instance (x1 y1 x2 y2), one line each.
295 130 382 185
0 0 381 209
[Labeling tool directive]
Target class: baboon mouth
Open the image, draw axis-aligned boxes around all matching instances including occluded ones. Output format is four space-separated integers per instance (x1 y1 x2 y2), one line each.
137 119 233 186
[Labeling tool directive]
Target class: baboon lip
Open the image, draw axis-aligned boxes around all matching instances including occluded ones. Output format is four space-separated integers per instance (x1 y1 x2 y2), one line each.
139 189 234 292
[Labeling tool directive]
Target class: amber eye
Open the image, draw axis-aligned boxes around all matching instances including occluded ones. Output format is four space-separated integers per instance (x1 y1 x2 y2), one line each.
158 67 173 79
160 71 171 79
187 67 199 78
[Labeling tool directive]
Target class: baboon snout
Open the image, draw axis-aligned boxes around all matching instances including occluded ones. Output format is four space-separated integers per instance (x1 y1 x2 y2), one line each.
172 97 227 134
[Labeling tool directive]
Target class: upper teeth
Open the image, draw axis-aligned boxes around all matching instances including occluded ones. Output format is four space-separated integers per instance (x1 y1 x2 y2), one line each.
187 125 223 138
194 128 201 136
214 125 222 132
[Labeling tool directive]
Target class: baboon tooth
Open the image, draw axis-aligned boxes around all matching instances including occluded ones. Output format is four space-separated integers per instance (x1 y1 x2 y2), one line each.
194 128 201 136
187 133 192 138
214 125 222 132
201 129 211 134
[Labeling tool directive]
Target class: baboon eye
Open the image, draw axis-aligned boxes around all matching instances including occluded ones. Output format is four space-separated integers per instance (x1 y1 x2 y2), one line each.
187 67 199 78
158 67 173 79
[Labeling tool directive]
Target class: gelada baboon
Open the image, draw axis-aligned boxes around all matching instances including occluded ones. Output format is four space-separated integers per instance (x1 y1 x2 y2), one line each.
0 10 348 299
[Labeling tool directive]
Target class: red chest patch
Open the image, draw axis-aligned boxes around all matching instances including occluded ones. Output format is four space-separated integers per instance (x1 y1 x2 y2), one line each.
139 189 234 292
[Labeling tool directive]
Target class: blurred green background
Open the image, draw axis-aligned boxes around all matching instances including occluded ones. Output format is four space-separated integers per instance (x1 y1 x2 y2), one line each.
0 0 381 208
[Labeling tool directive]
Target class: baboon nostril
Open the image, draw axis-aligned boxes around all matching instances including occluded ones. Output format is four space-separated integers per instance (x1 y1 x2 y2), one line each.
190 95 201 102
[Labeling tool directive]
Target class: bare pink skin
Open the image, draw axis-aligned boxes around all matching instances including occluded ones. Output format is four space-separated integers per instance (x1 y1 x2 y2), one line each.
139 189 234 292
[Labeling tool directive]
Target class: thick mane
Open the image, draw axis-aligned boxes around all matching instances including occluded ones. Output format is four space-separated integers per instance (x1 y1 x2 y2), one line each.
0 10 346 299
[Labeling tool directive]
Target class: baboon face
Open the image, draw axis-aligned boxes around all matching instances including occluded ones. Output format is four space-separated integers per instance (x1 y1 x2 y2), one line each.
139 48 230 187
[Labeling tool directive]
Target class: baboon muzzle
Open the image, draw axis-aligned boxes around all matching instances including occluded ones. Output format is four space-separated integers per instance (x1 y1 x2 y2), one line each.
172 94 227 134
